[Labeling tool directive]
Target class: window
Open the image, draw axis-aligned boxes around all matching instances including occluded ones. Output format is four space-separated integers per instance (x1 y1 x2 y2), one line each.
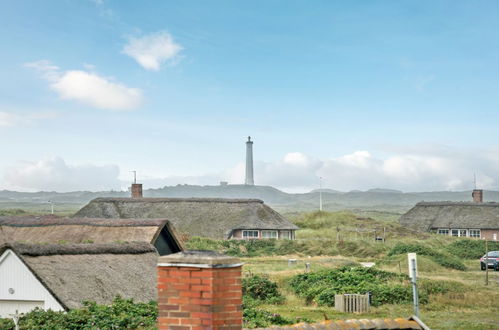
451 229 468 237
279 230 291 239
262 230 278 239
242 230 259 239
469 229 481 238
437 229 449 235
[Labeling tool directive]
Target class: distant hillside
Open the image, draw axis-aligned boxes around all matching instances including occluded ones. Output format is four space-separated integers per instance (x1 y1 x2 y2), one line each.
1 185 499 214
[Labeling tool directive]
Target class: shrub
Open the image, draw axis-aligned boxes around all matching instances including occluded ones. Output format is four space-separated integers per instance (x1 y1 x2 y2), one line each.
0 209 27 216
289 266 412 307
243 274 285 304
0 319 14 329
243 305 295 328
419 279 467 296
446 239 499 259
0 297 157 330
388 243 466 271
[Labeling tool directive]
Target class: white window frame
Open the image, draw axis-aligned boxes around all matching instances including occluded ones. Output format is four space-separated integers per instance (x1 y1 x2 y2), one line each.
437 229 449 236
469 229 481 238
451 229 468 237
279 230 291 239
261 230 278 239
242 230 259 239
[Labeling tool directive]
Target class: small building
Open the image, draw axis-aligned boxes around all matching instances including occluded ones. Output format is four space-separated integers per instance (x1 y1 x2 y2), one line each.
399 190 499 240
0 216 183 255
0 242 158 318
74 198 298 240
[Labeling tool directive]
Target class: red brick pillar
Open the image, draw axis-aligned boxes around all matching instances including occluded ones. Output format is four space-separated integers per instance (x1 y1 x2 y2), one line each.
157 251 243 330
131 183 143 198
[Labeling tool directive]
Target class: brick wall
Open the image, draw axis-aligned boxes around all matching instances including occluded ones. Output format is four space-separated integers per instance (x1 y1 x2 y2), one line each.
131 183 143 198
482 229 499 241
157 251 243 330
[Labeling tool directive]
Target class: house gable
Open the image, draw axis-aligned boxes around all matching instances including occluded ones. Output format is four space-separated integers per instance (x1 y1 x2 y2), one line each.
0 249 64 318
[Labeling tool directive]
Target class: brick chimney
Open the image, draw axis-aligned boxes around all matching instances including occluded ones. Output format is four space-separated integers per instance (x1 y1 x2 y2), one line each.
131 183 143 198
157 250 243 330
472 189 483 203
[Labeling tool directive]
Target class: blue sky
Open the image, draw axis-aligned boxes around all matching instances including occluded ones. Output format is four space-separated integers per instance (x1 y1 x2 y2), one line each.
0 1 498 192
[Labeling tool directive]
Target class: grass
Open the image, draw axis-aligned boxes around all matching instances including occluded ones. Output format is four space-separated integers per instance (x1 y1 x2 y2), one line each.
2 206 497 329
241 255 499 329
234 211 499 329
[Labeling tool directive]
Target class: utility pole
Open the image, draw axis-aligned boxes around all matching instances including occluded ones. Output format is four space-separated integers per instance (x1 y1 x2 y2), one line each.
319 177 323 211
485 239 489 286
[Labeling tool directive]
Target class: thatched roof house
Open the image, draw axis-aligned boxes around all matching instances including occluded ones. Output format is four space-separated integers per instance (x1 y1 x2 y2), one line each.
0 242 157 318
0 216 183 255
399 202 499 240
74 198 298 240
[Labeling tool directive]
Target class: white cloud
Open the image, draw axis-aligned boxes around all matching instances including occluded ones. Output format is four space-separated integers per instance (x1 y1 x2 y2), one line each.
52 71 142 110
4 148 499 193
221 148 499 192
122 31 182 71
26 60 143 111
0 112 22 127
0 110 56 127
3 157 121 192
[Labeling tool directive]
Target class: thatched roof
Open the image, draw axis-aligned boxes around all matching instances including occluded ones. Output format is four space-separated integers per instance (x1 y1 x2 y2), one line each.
399 202 499 231
0 242 158 310
0 216 184 251
74 198 298 239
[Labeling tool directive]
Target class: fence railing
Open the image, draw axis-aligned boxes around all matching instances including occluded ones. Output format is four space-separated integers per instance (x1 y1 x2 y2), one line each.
335 294 370 313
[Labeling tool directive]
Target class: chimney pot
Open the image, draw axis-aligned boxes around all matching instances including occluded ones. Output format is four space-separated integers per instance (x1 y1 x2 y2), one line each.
472 189 483 203
131 183 143 198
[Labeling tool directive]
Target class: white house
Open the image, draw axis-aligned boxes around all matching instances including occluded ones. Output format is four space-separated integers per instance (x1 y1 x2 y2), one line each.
0 242 158 318
0 247 63 318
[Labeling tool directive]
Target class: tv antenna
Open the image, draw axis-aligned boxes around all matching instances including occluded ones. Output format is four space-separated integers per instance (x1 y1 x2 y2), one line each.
131 170 137 184
473 172 477 190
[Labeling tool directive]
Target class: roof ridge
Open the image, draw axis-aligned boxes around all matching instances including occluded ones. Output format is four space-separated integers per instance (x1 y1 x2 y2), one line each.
93 197 265 203
2 242 157 256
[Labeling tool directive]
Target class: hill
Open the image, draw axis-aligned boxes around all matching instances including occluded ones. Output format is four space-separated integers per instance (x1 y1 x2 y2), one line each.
2 185 499 214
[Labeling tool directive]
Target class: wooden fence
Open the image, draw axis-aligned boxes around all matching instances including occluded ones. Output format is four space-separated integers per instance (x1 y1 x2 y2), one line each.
335 294 370 313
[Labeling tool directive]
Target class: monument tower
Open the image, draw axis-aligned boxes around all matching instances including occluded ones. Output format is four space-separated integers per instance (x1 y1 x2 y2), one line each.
245 136 254 185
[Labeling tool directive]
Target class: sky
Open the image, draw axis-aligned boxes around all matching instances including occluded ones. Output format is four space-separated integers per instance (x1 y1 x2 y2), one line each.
0 0 498 193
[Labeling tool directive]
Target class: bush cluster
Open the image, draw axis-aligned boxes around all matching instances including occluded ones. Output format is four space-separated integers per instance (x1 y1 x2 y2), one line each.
289 266 418 307
388 243 466 270
445 239 499 259
0 297 157 330
242 274 285 304
243 304 296 328
186 237 301 257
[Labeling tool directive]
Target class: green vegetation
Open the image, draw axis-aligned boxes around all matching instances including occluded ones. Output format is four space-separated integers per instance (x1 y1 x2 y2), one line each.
289 266 415 307
388 243 466 270
2 209 498 329
0 297 157 330
445 239 499 259
243 274 285 304
242 305 299 328
0 208 27 216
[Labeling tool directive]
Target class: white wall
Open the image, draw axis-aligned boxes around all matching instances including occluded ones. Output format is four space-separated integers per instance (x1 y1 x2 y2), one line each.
0 249 64 318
